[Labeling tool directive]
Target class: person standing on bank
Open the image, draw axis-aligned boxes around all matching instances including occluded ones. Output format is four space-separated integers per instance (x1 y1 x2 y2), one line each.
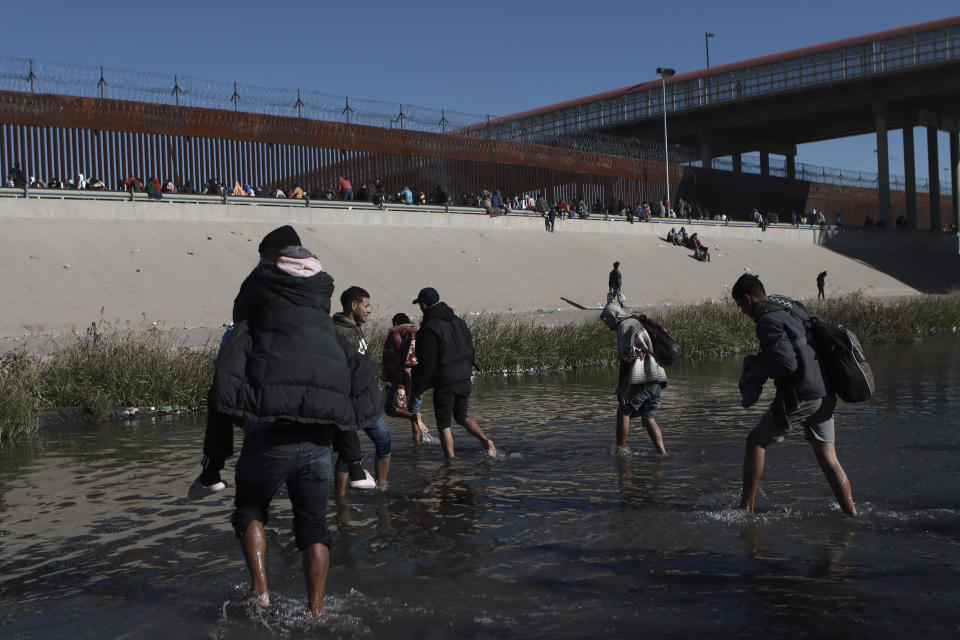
203 225 358 616
608 261 626 307
731 273 857 516
817 270 827 300
333 286 392 493
600 303 668 456
409 287 497 459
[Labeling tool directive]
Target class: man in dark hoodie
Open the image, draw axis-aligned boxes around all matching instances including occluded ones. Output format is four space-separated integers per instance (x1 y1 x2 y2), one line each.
332 286 392 493
410 287 496 459
198 225 368 616
608 261 625 306
732 273 857 516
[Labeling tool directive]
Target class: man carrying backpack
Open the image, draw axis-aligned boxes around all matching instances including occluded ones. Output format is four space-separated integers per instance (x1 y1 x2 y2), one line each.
600 302 668 456
731 273 857 516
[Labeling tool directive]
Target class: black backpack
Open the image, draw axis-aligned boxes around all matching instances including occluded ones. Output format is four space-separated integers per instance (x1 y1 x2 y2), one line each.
790 302 875 403
630 314 682 366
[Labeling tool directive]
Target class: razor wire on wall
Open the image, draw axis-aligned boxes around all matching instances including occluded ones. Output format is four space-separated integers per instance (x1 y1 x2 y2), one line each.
0 57 489 133
0 56 952 195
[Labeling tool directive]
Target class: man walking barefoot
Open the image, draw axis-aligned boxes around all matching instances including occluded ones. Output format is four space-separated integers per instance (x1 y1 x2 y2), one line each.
382 312 432 443
732 273 857 515
410 287 496 459
204 225 358 615
601 303 668 456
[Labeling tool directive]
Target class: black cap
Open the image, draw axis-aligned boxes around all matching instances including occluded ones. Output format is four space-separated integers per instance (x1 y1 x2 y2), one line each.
412 287 440 306
258 225 301 257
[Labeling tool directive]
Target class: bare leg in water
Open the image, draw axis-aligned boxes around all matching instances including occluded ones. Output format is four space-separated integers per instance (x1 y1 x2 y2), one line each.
615 410 667 455
811 441 858 516
740 437 857 516
241 521 270 607
439 418 496 459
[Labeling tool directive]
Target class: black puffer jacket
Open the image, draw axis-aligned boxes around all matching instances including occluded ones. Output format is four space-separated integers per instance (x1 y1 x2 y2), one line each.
210 262 356 431
411 302 474 396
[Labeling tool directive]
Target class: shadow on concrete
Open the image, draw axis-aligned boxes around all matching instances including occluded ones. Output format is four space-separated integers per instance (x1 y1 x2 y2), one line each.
816 227 960 293
561 297 590 310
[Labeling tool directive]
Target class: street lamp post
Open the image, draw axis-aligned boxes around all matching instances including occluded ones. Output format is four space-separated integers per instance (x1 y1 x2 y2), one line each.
656 67 676 214
705 32 715 68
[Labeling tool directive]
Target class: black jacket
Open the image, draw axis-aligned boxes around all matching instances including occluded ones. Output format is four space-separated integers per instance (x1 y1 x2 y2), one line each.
609 268 622 291
209 262 356 431
411 302 474 396
753 295 828 410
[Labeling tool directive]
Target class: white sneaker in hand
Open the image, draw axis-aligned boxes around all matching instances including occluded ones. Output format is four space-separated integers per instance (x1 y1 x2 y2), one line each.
188 477 227 500
349 469 376 490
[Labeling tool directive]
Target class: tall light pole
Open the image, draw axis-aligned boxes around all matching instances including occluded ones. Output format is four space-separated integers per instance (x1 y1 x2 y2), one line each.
656 67 676 213
705 32 715 68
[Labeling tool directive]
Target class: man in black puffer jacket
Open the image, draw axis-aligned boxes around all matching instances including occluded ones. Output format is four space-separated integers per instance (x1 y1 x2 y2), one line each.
409 287 496 459
200 225 360 616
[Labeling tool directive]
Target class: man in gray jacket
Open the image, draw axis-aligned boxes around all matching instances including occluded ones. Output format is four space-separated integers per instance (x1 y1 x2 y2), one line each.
731 273 857 516
332 286 392 493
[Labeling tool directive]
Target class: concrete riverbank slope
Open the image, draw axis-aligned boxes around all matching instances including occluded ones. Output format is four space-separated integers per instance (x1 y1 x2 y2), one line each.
1 197 957 349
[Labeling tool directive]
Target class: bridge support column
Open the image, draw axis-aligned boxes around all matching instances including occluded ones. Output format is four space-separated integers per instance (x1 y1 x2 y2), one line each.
732 153 742 174
875 109 891 227
928 126 942 231
760 152 769 177
701 142 712 170
903 125 917 229
786 154 795 180
951 131 959 230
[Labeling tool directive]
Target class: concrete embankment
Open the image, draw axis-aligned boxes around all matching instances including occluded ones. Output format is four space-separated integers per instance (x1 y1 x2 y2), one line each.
1 196 956 351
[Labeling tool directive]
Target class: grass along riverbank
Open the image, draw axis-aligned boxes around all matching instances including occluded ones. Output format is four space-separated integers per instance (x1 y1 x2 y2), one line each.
2 293 959 440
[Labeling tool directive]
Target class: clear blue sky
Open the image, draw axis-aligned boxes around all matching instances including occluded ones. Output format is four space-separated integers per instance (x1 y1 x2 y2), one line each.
2 0 957 182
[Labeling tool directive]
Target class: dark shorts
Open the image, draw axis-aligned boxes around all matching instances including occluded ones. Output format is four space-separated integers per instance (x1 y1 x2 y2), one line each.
750 394 837 444
232 425 334 550
432 378 472 430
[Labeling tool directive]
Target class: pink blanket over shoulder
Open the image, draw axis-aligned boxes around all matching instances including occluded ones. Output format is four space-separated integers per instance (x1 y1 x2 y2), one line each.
275 255 323 277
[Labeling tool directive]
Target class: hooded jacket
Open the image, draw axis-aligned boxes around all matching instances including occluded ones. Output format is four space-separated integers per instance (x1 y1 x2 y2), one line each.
752 295 827 409
332 312 384 428
411 301 474 396
601 304 667 394
209 257 356 431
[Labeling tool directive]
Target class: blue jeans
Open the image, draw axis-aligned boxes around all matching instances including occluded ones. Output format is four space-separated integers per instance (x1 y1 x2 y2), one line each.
618 382 662 419
232 425 333 549
335 414 391 472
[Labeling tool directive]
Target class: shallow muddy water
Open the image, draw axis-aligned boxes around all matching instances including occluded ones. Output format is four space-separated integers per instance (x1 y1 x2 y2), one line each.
1 338 959 638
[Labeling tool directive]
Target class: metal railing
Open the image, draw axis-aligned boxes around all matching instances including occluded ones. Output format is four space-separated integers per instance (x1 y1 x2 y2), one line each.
474 21 960 142
705 155 953 195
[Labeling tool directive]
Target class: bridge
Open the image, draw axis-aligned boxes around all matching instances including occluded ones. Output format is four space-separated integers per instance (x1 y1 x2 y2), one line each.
474 15 960 230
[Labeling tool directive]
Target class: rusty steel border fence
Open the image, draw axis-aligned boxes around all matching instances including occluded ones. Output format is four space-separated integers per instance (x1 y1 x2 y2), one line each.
0 89 685 207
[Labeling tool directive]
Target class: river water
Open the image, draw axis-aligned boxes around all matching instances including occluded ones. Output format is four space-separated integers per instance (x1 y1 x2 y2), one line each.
2 338 959 639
